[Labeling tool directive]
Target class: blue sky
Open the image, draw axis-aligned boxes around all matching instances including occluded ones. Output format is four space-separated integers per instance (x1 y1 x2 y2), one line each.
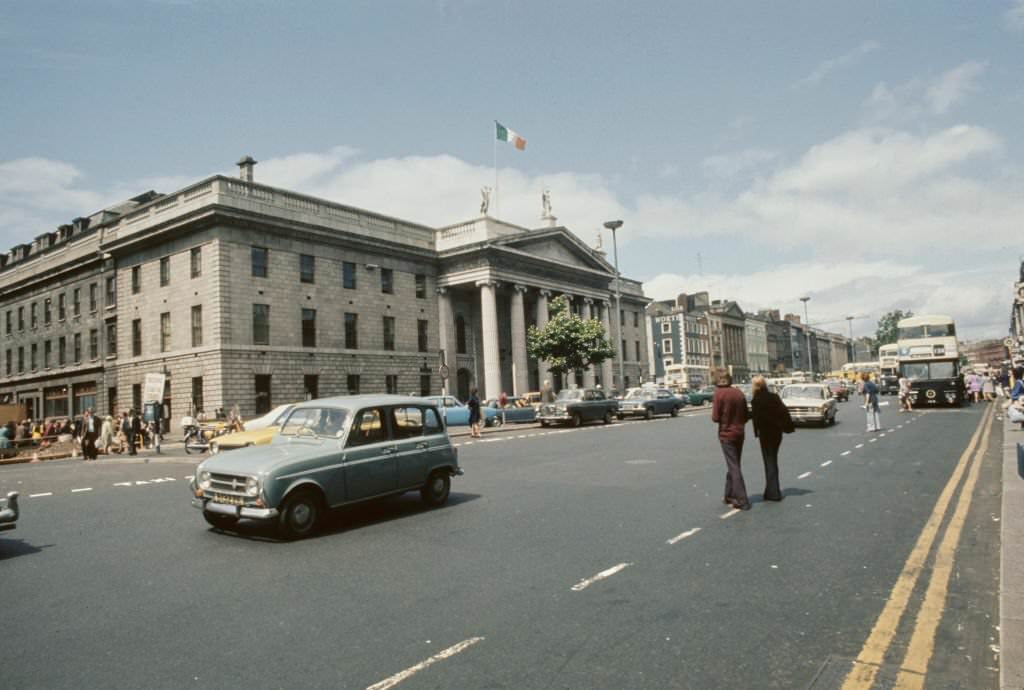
2 1 1023 338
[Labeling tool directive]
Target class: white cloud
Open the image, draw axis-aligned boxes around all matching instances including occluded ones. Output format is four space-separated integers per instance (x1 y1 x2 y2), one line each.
1006 0 1024 30
865 61 987 121
701 149 778 179
795 40 880 87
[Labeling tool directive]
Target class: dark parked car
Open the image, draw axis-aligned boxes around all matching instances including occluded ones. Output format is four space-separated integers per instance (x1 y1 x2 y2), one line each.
617 387 684 419
538 388 618 427
686 386 716 407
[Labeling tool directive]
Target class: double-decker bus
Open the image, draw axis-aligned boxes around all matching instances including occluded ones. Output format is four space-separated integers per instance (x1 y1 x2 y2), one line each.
896 314 962 407
878 343 900 395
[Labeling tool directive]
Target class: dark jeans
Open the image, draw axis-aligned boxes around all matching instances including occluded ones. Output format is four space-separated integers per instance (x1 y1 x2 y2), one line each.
721 437 749 508
126 431 136 455
759 434 782 501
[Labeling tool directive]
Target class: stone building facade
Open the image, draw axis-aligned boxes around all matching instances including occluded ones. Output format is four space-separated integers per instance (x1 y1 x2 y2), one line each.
0 162 649 430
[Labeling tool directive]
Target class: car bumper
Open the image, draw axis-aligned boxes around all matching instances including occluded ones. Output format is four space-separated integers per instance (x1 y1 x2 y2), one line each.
191 496 279 520
537 413 572 424
617 407 649 417
789 411 828 424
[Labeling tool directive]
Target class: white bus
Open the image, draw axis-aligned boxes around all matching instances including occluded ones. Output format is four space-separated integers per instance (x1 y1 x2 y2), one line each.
878 343 900 395
896 314 962 407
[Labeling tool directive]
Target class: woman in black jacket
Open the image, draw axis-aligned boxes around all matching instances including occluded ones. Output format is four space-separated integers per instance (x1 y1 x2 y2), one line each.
750 376 794 502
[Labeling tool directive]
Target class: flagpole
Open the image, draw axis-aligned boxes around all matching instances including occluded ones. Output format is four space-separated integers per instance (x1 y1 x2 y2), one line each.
493 120 499 218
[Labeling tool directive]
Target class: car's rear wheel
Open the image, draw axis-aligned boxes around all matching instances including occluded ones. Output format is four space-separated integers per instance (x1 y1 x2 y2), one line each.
616 413 624 420
670 406 679 417
603 411 613 424
203 511 238 530
644 407 653 420
278 488 323 540
420 471 451 507
540 420 549 428
571 412 582 427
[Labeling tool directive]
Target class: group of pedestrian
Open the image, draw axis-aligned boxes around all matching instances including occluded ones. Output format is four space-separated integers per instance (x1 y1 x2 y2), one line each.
711 371 794 511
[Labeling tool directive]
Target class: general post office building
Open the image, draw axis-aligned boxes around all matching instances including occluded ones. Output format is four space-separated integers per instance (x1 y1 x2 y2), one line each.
0 158 650 430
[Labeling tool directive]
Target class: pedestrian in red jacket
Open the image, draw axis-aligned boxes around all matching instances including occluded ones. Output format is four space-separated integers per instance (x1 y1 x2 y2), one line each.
711 370 751 510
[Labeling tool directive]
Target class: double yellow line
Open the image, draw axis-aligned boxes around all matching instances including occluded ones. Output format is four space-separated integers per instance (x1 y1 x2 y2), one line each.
841 404 996 690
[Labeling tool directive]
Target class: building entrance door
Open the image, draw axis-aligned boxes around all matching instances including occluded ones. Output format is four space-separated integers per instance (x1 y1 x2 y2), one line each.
456 368 472 402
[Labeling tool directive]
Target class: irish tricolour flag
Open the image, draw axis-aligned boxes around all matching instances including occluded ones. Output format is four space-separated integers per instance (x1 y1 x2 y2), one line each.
495 121 526 150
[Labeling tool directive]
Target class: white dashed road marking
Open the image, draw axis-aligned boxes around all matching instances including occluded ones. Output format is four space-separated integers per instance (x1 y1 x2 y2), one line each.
71 487 93 493
821 460 833 467
797 472 811 479
134 481 150 485
571 563 633 592
365 637 485 690
667 527 701 545
114 482 132 487
720 508 741 519
841 451 851 456
29 492 53 498
855 443 864 449
869 438 877 443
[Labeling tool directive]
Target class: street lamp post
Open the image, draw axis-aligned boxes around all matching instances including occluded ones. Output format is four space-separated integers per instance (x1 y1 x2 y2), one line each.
846 315 855 364
604 220 625 395
800 296 813 378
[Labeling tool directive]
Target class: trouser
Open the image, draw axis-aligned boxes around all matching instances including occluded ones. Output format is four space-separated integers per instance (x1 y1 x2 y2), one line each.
721 437 749 507
759 435 782 501
127 431 136 454
865 407 881 431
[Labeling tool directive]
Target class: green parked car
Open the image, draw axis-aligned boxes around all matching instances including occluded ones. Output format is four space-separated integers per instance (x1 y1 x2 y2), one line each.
686 386 717 407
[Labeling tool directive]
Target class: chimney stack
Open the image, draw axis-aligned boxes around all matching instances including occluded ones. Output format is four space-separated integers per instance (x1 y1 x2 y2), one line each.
237 155 257 182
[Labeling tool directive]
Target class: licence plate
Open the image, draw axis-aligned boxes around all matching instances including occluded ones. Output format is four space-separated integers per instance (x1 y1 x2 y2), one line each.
212 494 244 506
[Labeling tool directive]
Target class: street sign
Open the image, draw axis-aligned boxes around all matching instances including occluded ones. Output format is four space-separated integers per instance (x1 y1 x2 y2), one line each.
439 364 450 380
142 372 166 404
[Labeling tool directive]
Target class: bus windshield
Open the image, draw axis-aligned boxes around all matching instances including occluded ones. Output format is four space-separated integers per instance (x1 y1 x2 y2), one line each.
901 361 959 380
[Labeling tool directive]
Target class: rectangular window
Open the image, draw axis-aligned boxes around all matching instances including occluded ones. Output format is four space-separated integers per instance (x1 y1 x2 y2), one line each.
31 302 38 329
344 312 358 349
252 304 270 345
89 283 98 312
251 246 268 278
132 266 141 294
132 383 142 414
300 254 315 284
633 312 639 328
303 374 319 401
132 319 142 356
662 338 673 354
190 247 202 278
385 374 398 394
105 276 116 308
621 339 627 360
43 299 51 325
635 341 641 361
254 374 272 414
17 346 24 373
415 273 426 298
160 312 171 352
73 333 81 362
342 261 356 289
346 374 361 395
30 343 37 371
73 288 80 317
381 268 393 294
420 374 431 397
4 311 10 335
44 385 69 418
382 316 395 351
58 294 66 320
301 308 316 348
620 309 625 326
191 305 203 347
17 306 24 331
107 386 117 417
44 340 51 368
89 329 98 360
159 257 170 286
191 377 204 415
106 321 117 357
4 349 10 376
417 319 428 353
58 336 66 366
661 322 671 334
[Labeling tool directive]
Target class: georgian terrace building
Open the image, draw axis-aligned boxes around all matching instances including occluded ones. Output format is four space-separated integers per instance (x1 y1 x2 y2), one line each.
0 159 649 429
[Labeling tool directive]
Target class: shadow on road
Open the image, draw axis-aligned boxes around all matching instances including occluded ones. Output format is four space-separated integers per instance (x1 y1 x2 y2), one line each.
0 538 51 560
749 487 814 503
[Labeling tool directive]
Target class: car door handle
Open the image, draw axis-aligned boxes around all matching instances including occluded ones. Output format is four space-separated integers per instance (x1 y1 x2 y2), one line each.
415 442 429 449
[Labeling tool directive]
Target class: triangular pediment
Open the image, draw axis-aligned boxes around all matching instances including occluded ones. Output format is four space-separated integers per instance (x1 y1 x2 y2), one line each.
497 227 613 273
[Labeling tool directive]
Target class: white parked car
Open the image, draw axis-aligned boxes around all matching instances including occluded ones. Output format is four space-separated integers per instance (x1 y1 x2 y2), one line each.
780 384 837 427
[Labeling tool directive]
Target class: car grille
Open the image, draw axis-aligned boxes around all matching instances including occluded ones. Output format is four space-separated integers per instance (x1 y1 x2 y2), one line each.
208 472 250 497
788 406 820 413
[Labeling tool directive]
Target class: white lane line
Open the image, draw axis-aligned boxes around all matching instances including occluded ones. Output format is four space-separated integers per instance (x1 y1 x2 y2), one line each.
134 480 150 485
841 451 851 456
184 475 194 481
821 460 833 467
869 438 877 443
114 482 132 487
527 433 538 437
797 471 811 479
29 492 53 498
452 444 461 448
720 508 741 519
163 477 176 481
897 424 903 429
667 527 702 545
365 637 485 690
71 487 93 493
855 443 864 449
517 435 527 439
880 433 887 437
570 562 633 592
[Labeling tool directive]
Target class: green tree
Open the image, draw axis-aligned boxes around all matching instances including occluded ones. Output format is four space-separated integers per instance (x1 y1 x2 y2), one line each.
875 310 913 347
527 295 616 377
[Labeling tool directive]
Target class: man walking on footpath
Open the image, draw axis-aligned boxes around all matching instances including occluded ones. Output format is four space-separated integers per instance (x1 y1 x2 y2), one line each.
711 369 751 511
124 409 140 455
80 409 98 460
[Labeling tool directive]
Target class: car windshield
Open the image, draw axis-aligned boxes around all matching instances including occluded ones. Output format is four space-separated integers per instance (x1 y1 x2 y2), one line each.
782 386 825 400
556 390 583 401
279 407 349 438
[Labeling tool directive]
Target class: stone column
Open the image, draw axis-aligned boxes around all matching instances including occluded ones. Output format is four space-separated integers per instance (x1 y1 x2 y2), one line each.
510 284 529 396
477 280 501 401
436 287 456 367
535 289 551 389
582 298 596 388
600 300 614 390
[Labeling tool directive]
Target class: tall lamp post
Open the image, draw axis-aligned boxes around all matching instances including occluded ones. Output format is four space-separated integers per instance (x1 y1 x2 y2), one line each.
846 315 855 364
604 219 625 395
800 296 813 378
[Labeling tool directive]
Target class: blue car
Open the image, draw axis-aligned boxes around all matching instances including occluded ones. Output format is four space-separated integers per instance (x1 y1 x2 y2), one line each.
423 396 500 427
484 397 538 425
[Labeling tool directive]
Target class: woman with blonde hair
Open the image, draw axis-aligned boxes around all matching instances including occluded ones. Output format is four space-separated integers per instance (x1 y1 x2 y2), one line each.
750 375 794 501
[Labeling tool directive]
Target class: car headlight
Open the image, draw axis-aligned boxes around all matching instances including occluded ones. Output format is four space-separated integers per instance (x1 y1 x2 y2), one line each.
209 442 219 455
197 470 211 490
245 476 259 497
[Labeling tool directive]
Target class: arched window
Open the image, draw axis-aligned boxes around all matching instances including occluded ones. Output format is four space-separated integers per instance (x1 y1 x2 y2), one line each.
456 315 467 354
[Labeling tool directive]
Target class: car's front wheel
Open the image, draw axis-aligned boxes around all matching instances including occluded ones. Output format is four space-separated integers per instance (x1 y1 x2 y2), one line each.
670 406 679 417
203 511 238 530
603 411 613 424
421 471 451 507
571 412 582 427
278 488 323 540
644 407 653 420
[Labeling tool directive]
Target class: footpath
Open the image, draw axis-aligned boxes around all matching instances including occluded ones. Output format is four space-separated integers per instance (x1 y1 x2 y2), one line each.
1003 414 1024 689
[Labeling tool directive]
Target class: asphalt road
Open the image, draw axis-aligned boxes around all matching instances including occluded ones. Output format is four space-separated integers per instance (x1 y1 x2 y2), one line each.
0 401 1003 689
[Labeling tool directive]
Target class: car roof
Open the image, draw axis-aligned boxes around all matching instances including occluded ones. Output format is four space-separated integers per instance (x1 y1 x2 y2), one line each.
293 395 439 409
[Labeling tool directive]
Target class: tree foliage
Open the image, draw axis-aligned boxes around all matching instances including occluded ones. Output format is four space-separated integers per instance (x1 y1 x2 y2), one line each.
875 309 913 347
526 295 616 377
